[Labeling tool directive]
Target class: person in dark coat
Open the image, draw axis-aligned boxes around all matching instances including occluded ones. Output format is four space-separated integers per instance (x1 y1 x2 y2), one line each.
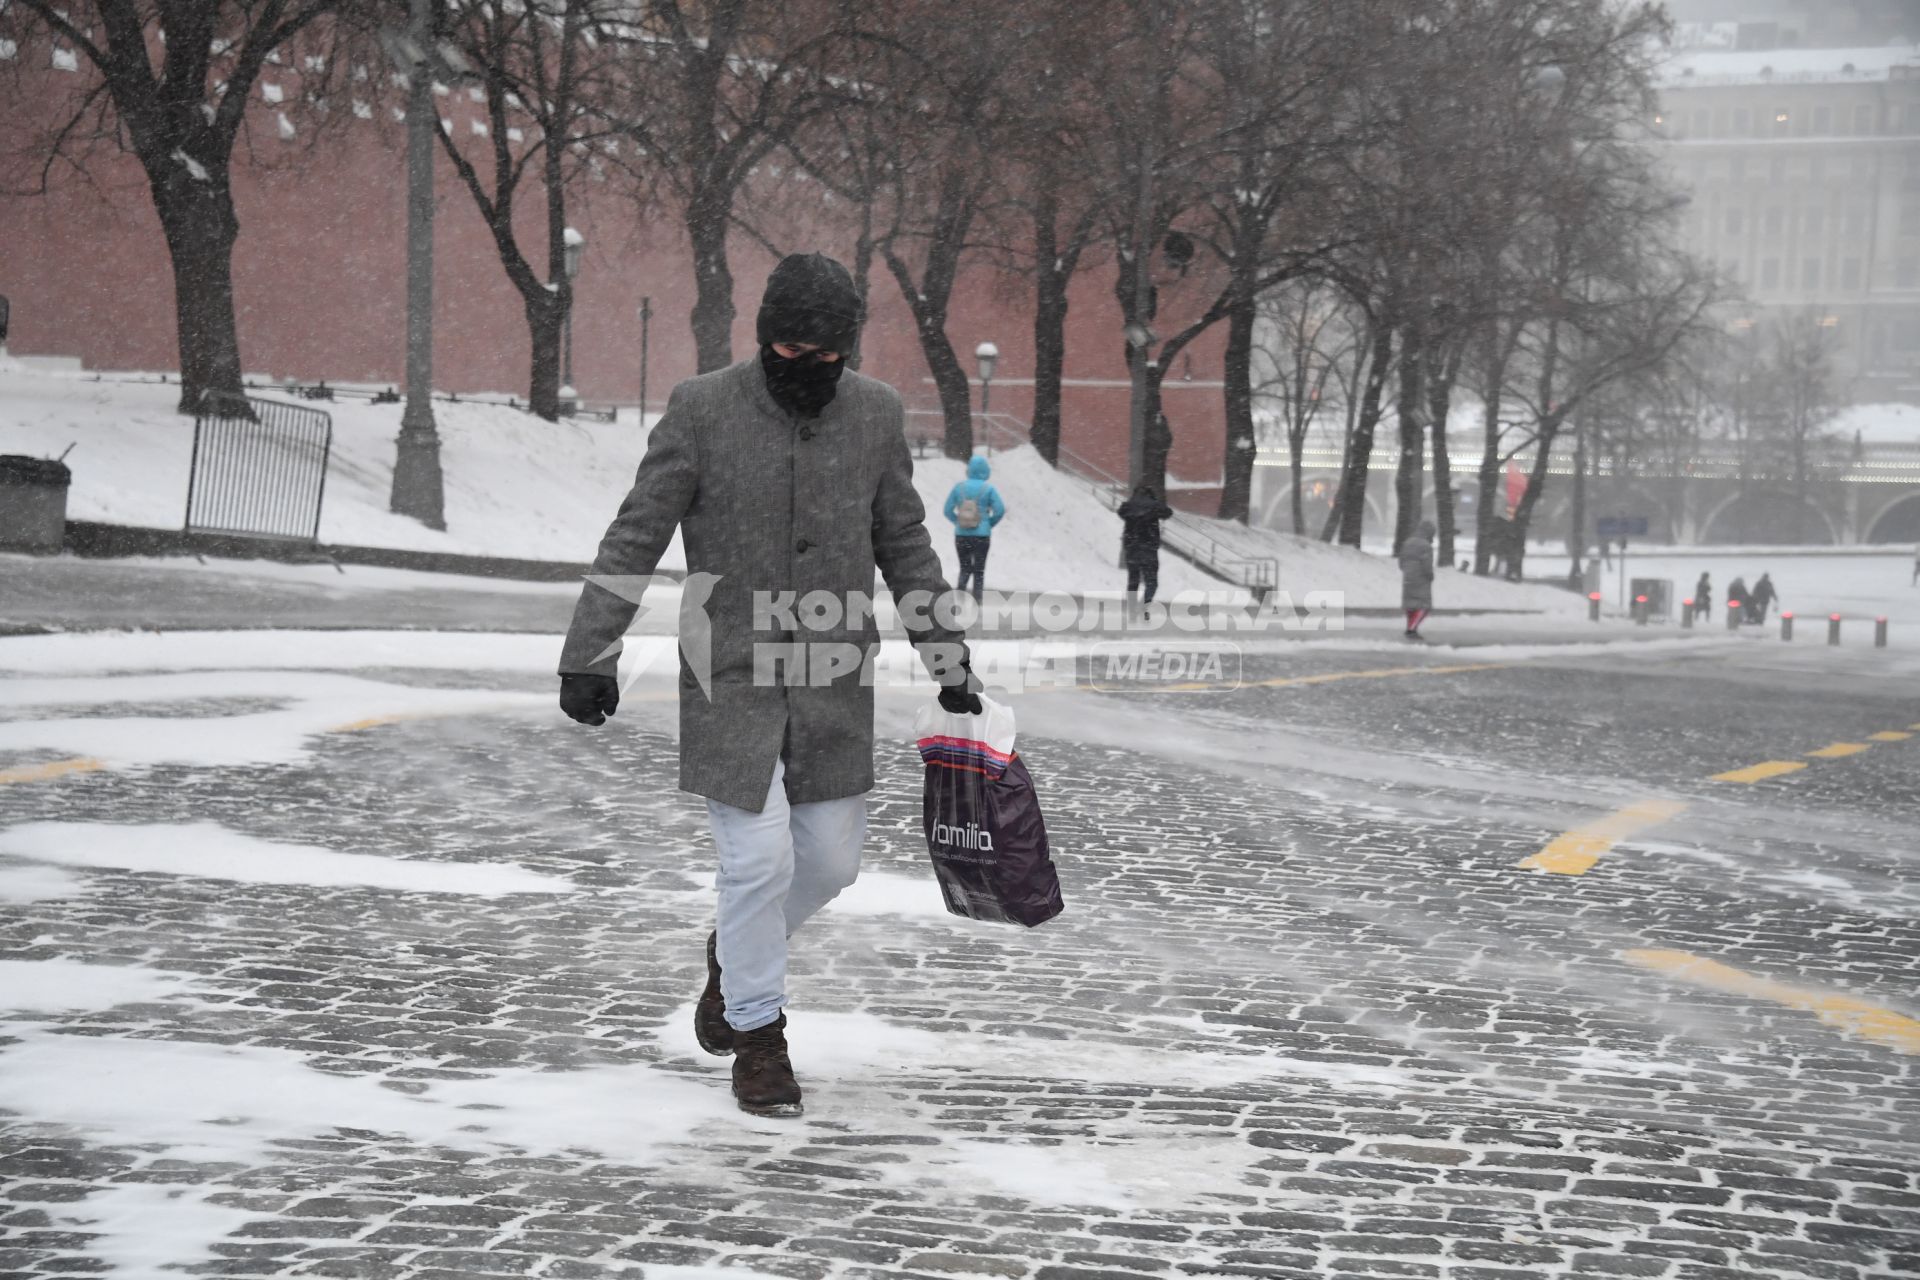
1117 484 1174 617
1747 572 1776 624
1726 575 1748 626
1694 572 1712 620
556 252 982 1119
1399 518 1436 640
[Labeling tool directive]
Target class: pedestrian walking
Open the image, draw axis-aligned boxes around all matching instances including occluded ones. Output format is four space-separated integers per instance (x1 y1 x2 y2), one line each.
1117 484 1173 619
1694 572 1712 620
943 454 1005 603
557 252 982 1119
1726 575 1748 627
1748 572 1776 624
1400 518 1436 641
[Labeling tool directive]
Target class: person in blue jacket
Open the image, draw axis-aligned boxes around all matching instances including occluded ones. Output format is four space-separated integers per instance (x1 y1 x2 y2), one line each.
943 454 1006 602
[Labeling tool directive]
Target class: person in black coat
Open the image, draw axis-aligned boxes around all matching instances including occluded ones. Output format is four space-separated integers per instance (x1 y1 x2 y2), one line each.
1118 485 1174 616
1693 572 1712 620
1748 572 1777 624
1726 575 1748 626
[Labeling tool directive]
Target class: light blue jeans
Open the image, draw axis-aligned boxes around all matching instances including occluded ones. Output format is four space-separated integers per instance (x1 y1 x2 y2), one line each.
706 758 868 1031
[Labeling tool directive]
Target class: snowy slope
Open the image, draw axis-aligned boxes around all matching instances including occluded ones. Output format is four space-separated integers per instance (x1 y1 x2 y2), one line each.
1 364 1568 609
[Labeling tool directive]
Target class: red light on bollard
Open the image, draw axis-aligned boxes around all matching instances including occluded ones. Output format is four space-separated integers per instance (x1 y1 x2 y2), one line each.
1681 597 1695 629
1829 613 1843 645
1782 610 1793 619
1781 611 1793 641
1587 591 1601 622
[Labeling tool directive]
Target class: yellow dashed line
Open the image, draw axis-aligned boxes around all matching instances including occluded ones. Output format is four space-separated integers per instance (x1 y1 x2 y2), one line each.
327 712 436 733
0 757 107 785
1519 799 1689 876
1806 742 1871 759
1623 948 1920 1056
1711 760 1808 784
1869 731 1913 742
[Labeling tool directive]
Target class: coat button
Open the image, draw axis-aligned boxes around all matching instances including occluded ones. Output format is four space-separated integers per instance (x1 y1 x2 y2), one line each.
796 538 811 553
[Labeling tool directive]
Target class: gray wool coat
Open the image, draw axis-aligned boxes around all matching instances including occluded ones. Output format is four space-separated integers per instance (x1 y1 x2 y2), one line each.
558 358 963 813
1398 534 1435 611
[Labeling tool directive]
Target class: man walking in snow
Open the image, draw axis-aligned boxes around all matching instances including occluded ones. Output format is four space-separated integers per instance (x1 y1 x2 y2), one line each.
1399 519 1436 641
1117 484 1173 618
943 455 1005 603
557 252 982 1118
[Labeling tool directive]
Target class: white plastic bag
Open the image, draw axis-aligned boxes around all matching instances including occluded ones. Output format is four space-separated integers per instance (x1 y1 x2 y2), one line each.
913 693 1016 778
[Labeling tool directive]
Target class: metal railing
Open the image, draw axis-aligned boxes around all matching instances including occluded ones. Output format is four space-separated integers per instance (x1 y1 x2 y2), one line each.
907 406 1281 595
185 392 333 542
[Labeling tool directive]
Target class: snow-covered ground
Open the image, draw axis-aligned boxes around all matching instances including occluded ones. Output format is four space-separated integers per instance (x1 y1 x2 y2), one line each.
0 363 1590 611
1587 547 1920 633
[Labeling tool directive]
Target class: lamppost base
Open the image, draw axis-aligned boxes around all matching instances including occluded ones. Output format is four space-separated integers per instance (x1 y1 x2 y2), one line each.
390 425 446 531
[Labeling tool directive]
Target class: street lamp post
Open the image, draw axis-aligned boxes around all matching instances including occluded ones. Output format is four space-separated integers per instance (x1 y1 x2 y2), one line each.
388 0 445 530
638 295 652 423
974 340 999 413
560 226 584 415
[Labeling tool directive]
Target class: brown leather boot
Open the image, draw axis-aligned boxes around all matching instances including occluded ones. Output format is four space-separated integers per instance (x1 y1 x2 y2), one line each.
694 931 733 1056
731 1013 802 1117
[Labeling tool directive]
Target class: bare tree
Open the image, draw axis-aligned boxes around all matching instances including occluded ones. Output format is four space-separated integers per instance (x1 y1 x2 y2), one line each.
1252 277 1359 534
429 0 626 420
0 1 365 411
618 0 847 373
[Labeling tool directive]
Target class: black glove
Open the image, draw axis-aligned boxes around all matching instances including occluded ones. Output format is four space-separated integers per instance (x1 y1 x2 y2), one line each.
559 673 620 725
937 660 984 716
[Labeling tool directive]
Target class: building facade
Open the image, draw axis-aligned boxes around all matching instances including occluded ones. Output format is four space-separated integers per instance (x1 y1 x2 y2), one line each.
1653 14 1920 403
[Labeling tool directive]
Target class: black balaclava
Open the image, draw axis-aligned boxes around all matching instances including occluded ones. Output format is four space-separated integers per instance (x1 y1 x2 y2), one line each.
756 252 862 419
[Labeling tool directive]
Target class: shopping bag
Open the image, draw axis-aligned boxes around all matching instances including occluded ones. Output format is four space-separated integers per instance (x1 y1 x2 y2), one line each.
914 696 1064 927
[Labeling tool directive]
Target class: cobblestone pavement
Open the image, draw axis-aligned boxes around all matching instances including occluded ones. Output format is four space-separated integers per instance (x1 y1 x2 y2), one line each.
0 632 1915 1279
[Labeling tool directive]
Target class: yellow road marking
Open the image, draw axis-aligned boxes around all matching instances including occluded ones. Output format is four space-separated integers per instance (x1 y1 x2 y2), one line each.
0 757 107 785
1807 742 1870 759
1869 731 1913 742
1623 948 1920 1056
1711 760 1808 783
1518 799 1689 876
1254 662 1508 689
328 712 437 733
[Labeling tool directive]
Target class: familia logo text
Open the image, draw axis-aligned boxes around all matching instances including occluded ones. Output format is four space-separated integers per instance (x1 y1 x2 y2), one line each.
930 820 995 852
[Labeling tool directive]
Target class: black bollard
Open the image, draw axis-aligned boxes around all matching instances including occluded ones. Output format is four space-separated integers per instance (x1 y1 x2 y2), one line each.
1588 592 1601 623
1781 611 1793 641
1876 617 1888 648
1634 594 1649 626
1829 613 1842 646
1727 600 1742 631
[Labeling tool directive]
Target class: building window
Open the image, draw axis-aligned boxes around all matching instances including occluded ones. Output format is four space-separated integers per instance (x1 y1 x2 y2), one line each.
1804 259 1822 290
1898 260 1920 289
1842 258 1864 290
1730 156 1747 183
1692 108 1710 136
1766 207 1785 236
1726 208 1745 235
1761 259 1781 289
1732 107 1751 135
1813 104 1832 133
1806 206 1824 235
1773 107 1790 133
1894 315 1920 351
1857 104 1875 133
1847 208 1869 237
1903 204 1920 236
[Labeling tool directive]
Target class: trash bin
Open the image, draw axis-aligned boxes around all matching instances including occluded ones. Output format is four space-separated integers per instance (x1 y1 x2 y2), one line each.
0 454 72 552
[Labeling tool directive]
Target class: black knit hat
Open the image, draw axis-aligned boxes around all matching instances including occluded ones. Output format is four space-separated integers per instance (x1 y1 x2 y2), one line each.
756 252 862 353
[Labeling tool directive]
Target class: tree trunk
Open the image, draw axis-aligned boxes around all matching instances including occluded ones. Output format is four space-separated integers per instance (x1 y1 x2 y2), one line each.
1335 321 1394 548
689 186 736 374
1031 273 1068 466
1427 345 1460 569
152 178 245 413
525 289 565 421
1218 285 1257 522
1508 412 1567 581
922 314 973 460
1140 363 1171 498
1391 318 1425 555
1289 432 1306 535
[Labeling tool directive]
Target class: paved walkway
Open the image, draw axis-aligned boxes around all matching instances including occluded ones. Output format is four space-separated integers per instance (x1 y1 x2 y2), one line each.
0 629 1914 1278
